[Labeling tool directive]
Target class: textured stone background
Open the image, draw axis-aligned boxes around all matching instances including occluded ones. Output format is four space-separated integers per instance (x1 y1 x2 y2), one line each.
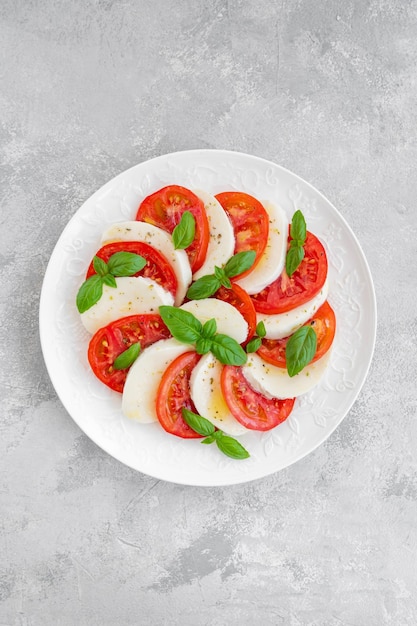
1 1 416 624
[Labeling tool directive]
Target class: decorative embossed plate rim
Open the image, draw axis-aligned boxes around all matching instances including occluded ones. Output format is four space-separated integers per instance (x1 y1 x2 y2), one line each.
39 149 377 486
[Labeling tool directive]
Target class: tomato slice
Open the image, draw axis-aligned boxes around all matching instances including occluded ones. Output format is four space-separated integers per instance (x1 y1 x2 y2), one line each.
136 185 209 274
258 301 336 368
156 351 203 439
215 191 269 278
88 314 171 393
251 231 327 314
214 283 257 342
221 366 295 431
86 240 178 298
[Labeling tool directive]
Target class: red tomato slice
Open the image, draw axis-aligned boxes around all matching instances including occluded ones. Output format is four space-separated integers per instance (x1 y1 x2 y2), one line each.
156 352 203 439
136 185 209 274
214 283 257 342
258 301 336 368
215 191 269 278
88 314 171 393
86 241 178 298
251 231 327 314
221 366 295 431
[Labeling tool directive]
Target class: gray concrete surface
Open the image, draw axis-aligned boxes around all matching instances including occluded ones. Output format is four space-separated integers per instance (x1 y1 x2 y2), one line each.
1 0 416 624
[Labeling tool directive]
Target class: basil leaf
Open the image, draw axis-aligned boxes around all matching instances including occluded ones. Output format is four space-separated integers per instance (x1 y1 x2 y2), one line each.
215 434 250 459
107 251 146 276
113 342 141 370
186 275 221 300
290 210 307 244
210 334 247 366
195 337 212 354
255 321 266 338
286 245 304 277
214 266 224 281
224 250 256 278
76 275 103 313
201 435 216 445
214 266 232 289
246 336 262 353
202 318 217 338
182 408 215 437
221 275 232 289
172 211 196 250
285 325 317 377
159 306 203 343
102 273 117 288
92 256 109 277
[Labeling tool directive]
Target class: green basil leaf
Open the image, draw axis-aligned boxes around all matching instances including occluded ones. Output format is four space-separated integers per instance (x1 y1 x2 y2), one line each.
92 255 109 277
113 342 141 370
246 336 262 353
172 211 196 250
186 275 221 300
107 251 146 276
202 318 217 338
255 321 266 338
182 408 216 437
290 209 307 244
159 306 203 343
213 266 231 289
201 435 216 445
102 273 117 288
210 334 247 366
285 325 317 377
224 250 256 278
214 266 226 281
215 435 250 459
195 337 213 355
285 245 304 277
76 275 103 313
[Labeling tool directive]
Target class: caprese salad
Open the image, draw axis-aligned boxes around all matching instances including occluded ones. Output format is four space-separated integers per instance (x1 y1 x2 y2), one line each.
76 185 336 460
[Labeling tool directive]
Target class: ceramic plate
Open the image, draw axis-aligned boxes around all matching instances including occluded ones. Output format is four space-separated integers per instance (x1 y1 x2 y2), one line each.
39 149 377 486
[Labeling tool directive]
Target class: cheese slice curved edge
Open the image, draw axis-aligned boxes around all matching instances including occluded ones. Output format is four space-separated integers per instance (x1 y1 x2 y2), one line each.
190 352 249 436
101 221 192 306
242 349 332 400
122 338 191 423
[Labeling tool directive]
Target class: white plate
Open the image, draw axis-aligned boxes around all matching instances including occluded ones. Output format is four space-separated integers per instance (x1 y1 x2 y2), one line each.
39 149 377 486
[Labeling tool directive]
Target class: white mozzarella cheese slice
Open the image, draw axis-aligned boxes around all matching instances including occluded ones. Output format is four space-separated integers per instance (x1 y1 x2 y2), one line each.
192 189 235 280
235 201 288 294
179 298 248 344
122 338 191 423
190 353 249 436
242 350 332 399
101 221 192 306
80 276 174 334
257 280 329 339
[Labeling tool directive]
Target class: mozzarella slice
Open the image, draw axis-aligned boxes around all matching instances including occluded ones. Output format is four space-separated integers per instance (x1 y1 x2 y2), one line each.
190 353 249 436
235 201 288 294
192 189 235 280
242 350 332 399
122 338 191 423
101 221 192 306
257 280 329 339
180 298 248 344
80 276 174 334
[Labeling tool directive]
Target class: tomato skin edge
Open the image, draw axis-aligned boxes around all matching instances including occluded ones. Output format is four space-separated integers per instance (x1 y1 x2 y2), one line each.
136 185 210 274
88 314 171 394
220 365 295 431
215 191 270 279
257 300 336 369
156 351 203 439
251 231 328 315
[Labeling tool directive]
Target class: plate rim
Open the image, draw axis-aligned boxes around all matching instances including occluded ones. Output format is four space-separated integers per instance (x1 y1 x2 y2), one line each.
39 148 377 486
